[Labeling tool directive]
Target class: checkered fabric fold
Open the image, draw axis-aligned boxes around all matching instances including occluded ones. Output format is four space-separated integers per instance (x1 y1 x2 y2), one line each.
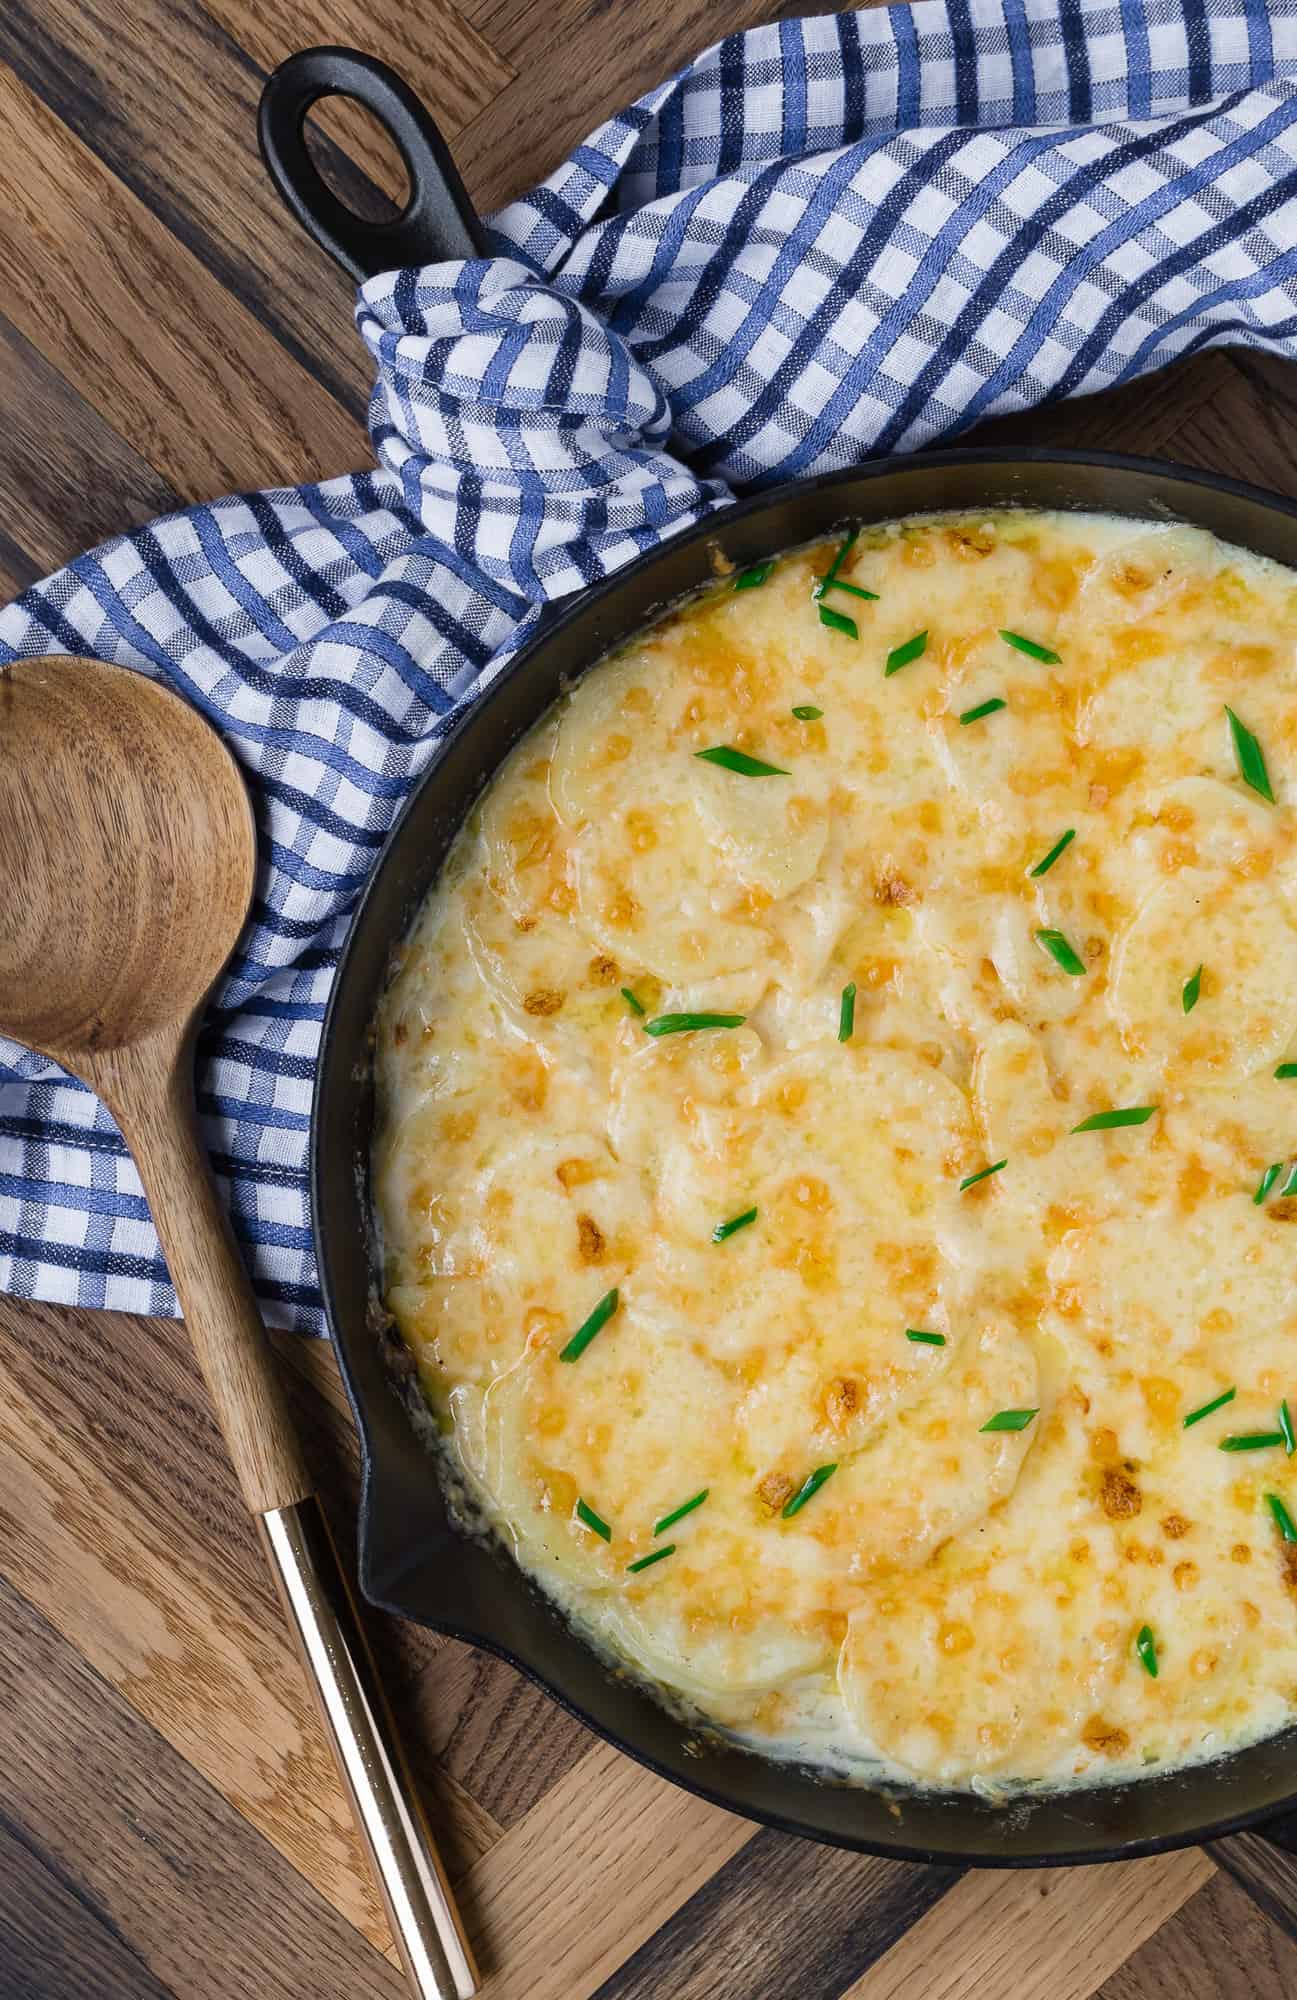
4 0 1297 1331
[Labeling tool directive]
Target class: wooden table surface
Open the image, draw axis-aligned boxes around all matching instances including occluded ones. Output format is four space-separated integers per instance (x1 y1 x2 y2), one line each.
5 2 1297 1996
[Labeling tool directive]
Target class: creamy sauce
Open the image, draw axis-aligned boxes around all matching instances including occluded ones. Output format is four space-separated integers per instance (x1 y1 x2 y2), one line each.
374 510 1297 1792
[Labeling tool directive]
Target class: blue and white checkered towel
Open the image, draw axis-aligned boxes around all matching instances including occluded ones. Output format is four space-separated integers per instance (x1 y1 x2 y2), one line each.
5 0 1297 1332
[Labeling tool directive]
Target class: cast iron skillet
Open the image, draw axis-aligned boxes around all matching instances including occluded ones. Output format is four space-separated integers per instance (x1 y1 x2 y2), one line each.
264 46 1297 1870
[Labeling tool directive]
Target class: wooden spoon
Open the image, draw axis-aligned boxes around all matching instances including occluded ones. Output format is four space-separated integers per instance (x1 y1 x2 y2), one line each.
0 656 477 2000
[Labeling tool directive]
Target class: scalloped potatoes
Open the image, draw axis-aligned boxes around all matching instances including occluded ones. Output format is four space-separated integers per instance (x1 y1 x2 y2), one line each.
374 510 1297 1792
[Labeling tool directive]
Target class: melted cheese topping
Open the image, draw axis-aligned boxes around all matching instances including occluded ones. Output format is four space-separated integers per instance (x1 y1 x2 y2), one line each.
373 511 1297 1793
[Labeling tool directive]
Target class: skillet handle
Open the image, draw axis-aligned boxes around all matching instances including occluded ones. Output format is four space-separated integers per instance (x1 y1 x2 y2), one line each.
258 46 489 282
1207 1820 1297 1941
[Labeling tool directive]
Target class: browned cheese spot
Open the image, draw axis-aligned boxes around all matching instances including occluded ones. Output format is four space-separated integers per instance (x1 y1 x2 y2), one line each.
577 1214 606 1264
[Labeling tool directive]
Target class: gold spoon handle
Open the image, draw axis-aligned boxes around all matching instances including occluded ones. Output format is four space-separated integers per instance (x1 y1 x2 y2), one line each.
115 1048 478 2000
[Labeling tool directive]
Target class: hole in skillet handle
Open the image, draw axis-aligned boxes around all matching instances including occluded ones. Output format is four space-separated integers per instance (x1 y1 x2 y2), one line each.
257 45 489 283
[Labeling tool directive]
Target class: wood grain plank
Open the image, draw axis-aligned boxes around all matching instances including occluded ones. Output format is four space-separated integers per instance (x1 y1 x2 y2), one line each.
0 0 370 417
1206 1830 1297 1949
209 0 514 200
1096 1868 1297 2000
0 314 178 578
0 1572 406 1999
0 1306 506 1952
455 0 832 209
592 1828 959 2000
838 1850 1216 2000
1159 352 1297 507
409 1639 593 1828
0 60 366 501
0 1818 176 2000
457 1741 752 1996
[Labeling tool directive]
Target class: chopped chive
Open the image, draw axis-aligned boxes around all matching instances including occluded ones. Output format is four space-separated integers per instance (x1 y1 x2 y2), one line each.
1276 1063 1297 1079
559 1287 620 1363
576 1498 612 1541
1030 829 1076 877
1226 706 1275 803
627 1543 675 1573
818 603 859 640
713 1206 757 1243
906 1328 946 1346
621 987 646 1017
734 560 775 590
980 1408 1038 1433
1183 1387 1236 1429
1282 1163 1297 1198
959 697 1007 725
884 630 928 677
1182 964 1203 1014
1000 629 1061 664
838 981 856 1043
1220 1431 1289 1453
829 580 879 601
654 1489 709 1536
791 704 823 720
815 529 859 597
960 1159 1007 1191
644 1012 746 1037
695 745 788 777
782 1463 838 1518
1071 1106 1157 1133
1035 928 1087 977
1268 1493 1297 1542
1282 1400 1295 1457
1254 1162 1283 1205
1135 1624 1159 1679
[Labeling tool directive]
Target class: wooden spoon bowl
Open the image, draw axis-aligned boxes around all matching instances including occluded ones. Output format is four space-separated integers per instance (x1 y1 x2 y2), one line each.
0 656 256 1059
0 655 476 2000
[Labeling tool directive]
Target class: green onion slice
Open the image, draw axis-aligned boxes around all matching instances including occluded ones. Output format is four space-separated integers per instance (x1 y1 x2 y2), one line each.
1282 1164 1297 1198
1226 706 1275 803
959 697 1007 725
576 1498 612 1541
654 1490 709 1536
815 529 859 598
884 630 928 677
1000 629 1061 664
1267 1493 1297 1542
829 580 879 601
782 1463 839 1518
980 1408 1038 1433
1035 928 1087 977
734 560 775 591
559 1287 620 1363
905 1329 946 1346
838 981 856 1044
1220 1431 1289 1452
1030 829 1075 877
1255 1162 1283 1205
695 745 788 777
1182 964 1203 1014
1183 1387 1236 1429
644 1013 746 1037
960 1159 1007 1191
621 987 646 1017
818 604 859 640
1135 1624 1159 1678
1282 1400 1295 1457
1071 1106 1157 1133
791 704 823 720
627 1543 675 1573
1276 1063 1297 1079
713 1206 757 1244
